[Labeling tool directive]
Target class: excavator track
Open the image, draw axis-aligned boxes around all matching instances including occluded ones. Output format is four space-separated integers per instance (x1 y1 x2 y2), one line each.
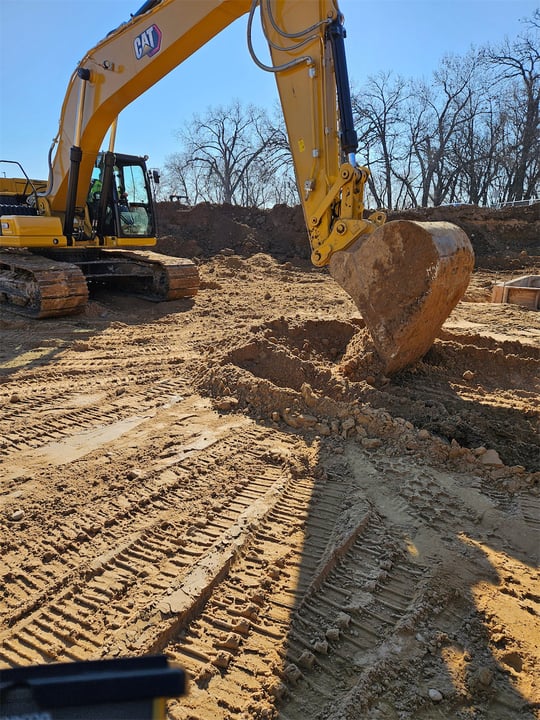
97 249 200 301
0 249 199 318
0 250 88 318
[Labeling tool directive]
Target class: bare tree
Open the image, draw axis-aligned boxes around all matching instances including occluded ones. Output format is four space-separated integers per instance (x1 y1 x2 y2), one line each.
352 72 408 209
163 101 294 207
160 14 538 211
409 55 478 206
163 149 206 204
450 93 506 205
482 12 540 200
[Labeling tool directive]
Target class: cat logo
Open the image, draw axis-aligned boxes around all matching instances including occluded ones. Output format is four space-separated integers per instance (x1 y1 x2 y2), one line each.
134 24 162 60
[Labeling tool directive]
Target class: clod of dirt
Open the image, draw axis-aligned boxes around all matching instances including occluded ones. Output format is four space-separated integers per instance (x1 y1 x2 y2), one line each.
428 688 444 702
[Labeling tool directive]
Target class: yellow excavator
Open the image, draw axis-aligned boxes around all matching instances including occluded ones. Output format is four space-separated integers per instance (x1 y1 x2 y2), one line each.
0 0 474 373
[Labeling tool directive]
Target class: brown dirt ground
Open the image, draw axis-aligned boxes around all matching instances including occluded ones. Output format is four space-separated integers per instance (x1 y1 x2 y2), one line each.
0 204 539 719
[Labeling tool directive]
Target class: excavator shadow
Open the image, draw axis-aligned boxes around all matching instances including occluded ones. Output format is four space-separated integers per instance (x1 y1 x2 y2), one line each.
191 316 539 717
269 434 539 718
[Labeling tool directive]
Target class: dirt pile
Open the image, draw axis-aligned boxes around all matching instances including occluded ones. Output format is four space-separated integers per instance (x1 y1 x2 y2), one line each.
157 202 309 261
156 201 540 270
389 204 540 270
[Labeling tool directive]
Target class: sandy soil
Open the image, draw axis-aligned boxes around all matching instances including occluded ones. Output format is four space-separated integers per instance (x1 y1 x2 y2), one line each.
0 205 539 719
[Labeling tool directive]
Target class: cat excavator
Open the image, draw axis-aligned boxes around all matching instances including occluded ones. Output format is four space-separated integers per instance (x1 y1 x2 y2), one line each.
0 0 474 373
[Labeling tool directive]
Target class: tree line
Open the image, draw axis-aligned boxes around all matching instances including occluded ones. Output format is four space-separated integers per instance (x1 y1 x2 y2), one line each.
162 11 539 210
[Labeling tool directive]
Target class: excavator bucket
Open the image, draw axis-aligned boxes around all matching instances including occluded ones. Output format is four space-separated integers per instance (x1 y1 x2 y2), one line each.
329 220 474 374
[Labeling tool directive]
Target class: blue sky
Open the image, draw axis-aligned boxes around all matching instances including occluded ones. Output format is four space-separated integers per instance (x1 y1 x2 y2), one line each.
1 1 537 180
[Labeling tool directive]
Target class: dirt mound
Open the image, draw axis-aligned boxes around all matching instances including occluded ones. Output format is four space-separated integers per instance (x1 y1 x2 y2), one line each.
157 202 308 261
156 201 540 271
194 261 539 471
388 204 540 270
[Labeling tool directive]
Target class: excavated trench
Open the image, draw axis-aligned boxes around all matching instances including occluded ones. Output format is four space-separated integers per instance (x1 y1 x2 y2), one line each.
198 316 539 471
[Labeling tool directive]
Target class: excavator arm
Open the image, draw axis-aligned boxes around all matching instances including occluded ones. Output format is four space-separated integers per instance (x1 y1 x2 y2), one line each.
43 0 383 265
256 1 386 265
45 1 250 217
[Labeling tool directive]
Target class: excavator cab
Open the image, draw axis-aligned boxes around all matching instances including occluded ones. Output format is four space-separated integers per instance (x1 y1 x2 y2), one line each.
88 152 155 241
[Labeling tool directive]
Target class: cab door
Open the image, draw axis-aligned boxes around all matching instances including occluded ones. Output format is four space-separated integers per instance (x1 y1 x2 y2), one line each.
89 152 156 242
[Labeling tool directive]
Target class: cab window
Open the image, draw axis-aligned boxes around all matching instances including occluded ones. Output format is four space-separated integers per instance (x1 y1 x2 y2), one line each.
114 162 154 237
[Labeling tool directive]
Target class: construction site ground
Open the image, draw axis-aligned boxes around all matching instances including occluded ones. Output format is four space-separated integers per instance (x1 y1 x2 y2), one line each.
0 204 539 719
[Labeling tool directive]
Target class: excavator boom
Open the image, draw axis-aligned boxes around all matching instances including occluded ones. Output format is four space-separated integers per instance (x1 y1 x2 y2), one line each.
44 1 252 215
0 0 474 371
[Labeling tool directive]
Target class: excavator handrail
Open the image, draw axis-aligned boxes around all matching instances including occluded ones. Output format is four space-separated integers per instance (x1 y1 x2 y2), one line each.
0 160 41 210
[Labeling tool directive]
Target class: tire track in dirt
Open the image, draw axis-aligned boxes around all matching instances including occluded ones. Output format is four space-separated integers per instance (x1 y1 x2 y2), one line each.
322 446 539 720
157 439 533 720
0 255 538 720
0 302 197 446
0 371 190 464
0 419 303 667
162 452 379 719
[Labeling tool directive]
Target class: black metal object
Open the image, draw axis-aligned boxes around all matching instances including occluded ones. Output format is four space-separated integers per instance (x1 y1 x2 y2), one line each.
63 68 92 244
0 203 38 216
0 159 42 214
63 145 83 245
327 18 358 157
91 151 156 241
96 150 117 240
132 0 162 17
0 655 186 720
